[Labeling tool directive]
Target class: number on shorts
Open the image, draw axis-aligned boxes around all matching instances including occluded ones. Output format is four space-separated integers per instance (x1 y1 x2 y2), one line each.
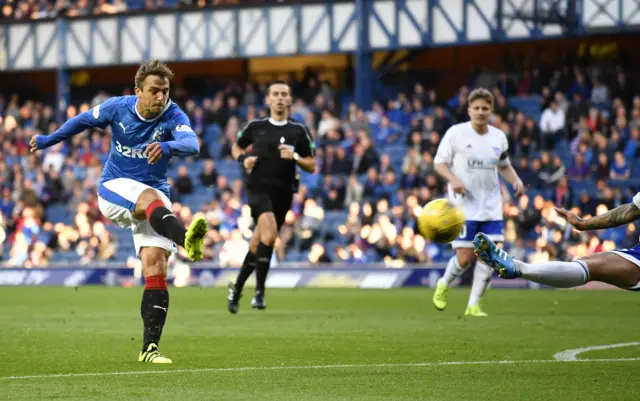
458 224 467 239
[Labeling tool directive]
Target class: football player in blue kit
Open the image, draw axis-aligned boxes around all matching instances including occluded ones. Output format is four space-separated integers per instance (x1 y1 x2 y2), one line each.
29 60 208 364
475 201 640 292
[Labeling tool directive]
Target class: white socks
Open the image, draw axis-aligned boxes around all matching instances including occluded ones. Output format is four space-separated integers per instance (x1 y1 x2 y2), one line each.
441 256 466 286
467 261 492 308
441 256 492 308
514 260 590 288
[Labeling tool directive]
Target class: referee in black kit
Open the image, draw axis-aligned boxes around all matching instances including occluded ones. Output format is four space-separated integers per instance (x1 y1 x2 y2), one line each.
228 80 316 313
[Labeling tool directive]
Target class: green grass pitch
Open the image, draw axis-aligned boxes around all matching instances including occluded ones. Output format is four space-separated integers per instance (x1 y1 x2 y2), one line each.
1 287 639 400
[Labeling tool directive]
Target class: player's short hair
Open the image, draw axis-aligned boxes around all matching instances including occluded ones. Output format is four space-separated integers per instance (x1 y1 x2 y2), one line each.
267 80 290 94
468 88 494 108
135 60 174 90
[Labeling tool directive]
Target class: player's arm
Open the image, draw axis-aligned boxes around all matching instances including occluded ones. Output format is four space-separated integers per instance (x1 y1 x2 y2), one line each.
556 202 640 231
29 98 117 152
163 116 200 157
433 128 465 193
146 114 199 164
496 144 524 196
289 125 316 174
233 120 257 171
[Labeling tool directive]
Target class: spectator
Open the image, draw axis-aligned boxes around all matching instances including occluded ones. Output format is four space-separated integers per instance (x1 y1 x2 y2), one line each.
175 165 194 195
567 153 590 181
592 153 610 180
308 243 331 264
199 159 218 187
610 151 630 180
539 101 566 150
344 174 363 206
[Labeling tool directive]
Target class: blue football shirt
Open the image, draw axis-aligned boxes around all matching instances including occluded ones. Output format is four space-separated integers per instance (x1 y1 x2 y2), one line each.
37 96 199 200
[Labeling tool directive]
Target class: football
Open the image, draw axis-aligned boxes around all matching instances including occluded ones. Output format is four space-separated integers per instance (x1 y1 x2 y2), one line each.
417 199 465 243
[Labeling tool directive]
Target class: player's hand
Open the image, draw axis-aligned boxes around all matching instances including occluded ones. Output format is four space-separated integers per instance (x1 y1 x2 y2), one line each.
513 179 525 196
279 144 294 160
451 178 465 195
554 207 585 230
243 156 257 172
29 135 41 153
144 142 163 165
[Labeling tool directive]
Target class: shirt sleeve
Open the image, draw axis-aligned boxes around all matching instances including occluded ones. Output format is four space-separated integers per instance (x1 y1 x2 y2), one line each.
36 97 118 149
295 124 315 158
633 193 640 210
236 120 257 149
433 127 455 165
498 133 511 167
159 112 199 158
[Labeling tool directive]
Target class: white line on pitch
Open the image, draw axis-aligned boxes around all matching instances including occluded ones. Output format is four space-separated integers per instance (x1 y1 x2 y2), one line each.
553 342 640 361
2 358 640 381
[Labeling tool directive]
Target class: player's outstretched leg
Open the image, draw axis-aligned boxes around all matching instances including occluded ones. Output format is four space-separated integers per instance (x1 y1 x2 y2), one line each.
473 233 589 287
138 248 172 364
143 194 207 262
474 232 640 290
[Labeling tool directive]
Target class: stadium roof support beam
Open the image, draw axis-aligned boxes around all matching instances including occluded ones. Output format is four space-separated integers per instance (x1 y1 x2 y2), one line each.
355 0 374 110
0 1 636 72
56 18 69 125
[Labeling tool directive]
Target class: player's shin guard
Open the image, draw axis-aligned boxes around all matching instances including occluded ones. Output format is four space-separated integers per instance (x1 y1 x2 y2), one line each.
235 251 257 292
141 275 169 351
467 261 492 308
516 260 589 288
255 243 274 295
146 200 187 247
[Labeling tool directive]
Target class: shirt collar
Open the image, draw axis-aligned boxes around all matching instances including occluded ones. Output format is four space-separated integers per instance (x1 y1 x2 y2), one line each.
135 99 172 122
269 117 288 126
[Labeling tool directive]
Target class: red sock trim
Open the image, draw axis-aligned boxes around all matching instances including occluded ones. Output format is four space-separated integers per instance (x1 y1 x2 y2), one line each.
144 275 167 290
145 200 166 221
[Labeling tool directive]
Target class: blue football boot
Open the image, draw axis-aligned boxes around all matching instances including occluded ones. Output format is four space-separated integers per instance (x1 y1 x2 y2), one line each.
473 233 521 279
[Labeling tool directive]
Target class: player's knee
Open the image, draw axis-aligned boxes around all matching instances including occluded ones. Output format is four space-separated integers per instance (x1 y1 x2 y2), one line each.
456 249 476 268
134 189 162 220
260 228 278 247
249 233 261 254
257 213 278 246
140 247 169 277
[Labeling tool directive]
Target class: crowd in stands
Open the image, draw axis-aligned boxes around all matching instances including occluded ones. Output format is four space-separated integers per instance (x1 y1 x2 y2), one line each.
0 0 317 20
1 58 639 268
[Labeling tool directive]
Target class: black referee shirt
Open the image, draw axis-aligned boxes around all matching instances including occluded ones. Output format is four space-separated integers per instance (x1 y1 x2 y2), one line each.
236 117 315 189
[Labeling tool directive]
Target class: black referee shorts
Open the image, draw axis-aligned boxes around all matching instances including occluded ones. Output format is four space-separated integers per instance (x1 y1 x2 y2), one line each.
247 186 293 230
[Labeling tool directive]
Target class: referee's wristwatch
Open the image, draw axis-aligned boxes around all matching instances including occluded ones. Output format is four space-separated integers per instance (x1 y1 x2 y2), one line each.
293 152 300 161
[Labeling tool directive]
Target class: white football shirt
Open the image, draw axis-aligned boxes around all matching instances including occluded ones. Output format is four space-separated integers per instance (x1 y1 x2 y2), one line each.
434 122 510 221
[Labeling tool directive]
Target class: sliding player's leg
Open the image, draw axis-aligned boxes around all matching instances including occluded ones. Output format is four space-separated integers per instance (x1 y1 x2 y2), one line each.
474 233 640 290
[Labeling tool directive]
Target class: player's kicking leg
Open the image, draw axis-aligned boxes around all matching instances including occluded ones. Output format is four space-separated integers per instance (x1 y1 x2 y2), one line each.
139 189 208 262
473 233 640 290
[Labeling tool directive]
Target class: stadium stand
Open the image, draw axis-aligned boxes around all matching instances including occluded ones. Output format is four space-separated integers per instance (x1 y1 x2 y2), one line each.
0 61 639 268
